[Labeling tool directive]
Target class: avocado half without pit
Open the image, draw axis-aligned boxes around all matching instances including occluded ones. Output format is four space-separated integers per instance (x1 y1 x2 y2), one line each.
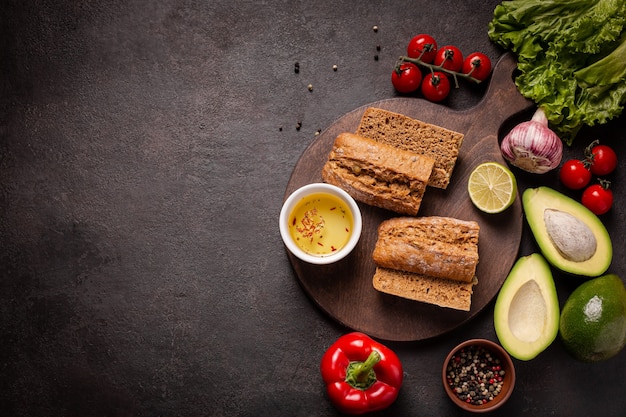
494 253 560 361
522 187 612 277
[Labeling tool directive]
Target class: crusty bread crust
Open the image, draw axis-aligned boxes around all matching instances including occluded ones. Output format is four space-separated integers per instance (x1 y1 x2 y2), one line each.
356 107 464 189
322 132 435 215
373 267 476 311
373 216 479 283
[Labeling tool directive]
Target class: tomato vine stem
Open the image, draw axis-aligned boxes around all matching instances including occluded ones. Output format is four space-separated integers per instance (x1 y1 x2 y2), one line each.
397 55 483 88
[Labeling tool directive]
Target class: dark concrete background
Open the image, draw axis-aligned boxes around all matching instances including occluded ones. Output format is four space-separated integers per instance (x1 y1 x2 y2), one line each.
1 1 625 416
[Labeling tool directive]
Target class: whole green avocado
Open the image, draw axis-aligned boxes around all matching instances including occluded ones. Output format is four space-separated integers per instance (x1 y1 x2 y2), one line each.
559 274 626 362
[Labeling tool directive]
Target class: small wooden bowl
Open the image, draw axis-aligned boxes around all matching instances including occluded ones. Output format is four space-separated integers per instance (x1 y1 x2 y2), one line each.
442 339 516 413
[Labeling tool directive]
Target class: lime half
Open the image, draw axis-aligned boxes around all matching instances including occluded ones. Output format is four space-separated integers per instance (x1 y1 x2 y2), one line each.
468 162 517 214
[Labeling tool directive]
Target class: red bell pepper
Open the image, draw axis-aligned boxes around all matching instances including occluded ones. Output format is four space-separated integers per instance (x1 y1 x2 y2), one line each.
320 332 403 415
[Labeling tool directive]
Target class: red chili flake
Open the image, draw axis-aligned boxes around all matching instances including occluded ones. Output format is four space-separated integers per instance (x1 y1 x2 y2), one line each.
331 246 337 252
317 242 324 246
292 217 296 226
296 208 325 242
345 227 350 233
330 206 337 210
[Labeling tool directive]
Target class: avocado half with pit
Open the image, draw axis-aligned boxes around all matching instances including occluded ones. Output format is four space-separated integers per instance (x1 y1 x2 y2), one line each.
523 187 612 277
494 253 560 360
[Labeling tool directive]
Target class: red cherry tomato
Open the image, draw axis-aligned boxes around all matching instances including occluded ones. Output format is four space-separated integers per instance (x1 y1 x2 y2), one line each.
559 159 592 190
407 34 438 63
434 45 463 72
462 52 492 81
391 62 422 94
582 183 613 215
421 72 450 102
588 143 618 176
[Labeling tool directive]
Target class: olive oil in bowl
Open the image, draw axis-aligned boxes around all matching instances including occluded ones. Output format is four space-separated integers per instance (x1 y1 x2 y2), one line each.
288 192 353 256
279 183 362 265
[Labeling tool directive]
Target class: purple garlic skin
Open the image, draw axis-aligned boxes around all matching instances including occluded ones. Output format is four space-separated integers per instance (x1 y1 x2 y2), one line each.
500 108 563 174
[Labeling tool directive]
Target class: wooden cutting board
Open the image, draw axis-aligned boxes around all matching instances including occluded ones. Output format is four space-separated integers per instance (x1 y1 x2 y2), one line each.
283 53 534 341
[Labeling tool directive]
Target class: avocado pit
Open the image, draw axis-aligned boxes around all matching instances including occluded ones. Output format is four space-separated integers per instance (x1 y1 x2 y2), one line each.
544 209 596 262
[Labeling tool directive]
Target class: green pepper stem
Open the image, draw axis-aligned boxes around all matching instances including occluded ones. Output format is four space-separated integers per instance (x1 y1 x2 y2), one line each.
344 350 381 390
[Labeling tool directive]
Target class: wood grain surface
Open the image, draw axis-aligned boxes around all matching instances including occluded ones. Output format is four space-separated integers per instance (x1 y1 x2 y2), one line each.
283 53 534 341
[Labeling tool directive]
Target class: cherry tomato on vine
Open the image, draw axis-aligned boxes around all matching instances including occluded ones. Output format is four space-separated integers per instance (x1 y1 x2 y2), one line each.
407 34 438 63
587 142 618 176
559 159 592 190
462 52 492 81
421 72 450 102
391 62 422 94
434 45 463 72
582 182 613 215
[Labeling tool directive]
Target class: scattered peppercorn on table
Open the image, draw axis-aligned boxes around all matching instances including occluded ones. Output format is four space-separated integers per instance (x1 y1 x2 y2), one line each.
1 0 625 416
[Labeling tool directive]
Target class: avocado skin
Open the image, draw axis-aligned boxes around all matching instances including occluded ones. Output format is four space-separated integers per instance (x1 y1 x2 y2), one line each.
522 186 612 277
559 274 626 362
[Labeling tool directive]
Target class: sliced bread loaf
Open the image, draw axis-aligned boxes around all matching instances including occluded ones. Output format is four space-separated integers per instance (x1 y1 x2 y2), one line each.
322 132 435 216
371 216 480 311
355 107 464 189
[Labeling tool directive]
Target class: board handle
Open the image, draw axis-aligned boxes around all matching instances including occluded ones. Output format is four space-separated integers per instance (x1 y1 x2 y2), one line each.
471 52 534 131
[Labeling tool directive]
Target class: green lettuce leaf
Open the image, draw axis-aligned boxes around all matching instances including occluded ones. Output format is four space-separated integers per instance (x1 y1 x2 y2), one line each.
488 0 626 144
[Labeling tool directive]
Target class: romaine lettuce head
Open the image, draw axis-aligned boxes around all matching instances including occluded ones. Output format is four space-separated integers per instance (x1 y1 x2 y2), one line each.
488 0 626 145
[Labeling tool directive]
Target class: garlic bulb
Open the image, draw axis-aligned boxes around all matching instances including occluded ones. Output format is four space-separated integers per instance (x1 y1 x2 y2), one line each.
500 108 563 174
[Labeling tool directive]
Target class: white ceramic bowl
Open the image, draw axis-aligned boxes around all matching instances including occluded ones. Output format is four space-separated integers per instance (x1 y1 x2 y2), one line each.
279 183 362 264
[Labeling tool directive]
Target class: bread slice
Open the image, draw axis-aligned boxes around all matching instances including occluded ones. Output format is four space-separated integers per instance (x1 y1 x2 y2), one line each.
322 132 435 216
373 267 477 311
373 216 479 283
355 107 464 189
